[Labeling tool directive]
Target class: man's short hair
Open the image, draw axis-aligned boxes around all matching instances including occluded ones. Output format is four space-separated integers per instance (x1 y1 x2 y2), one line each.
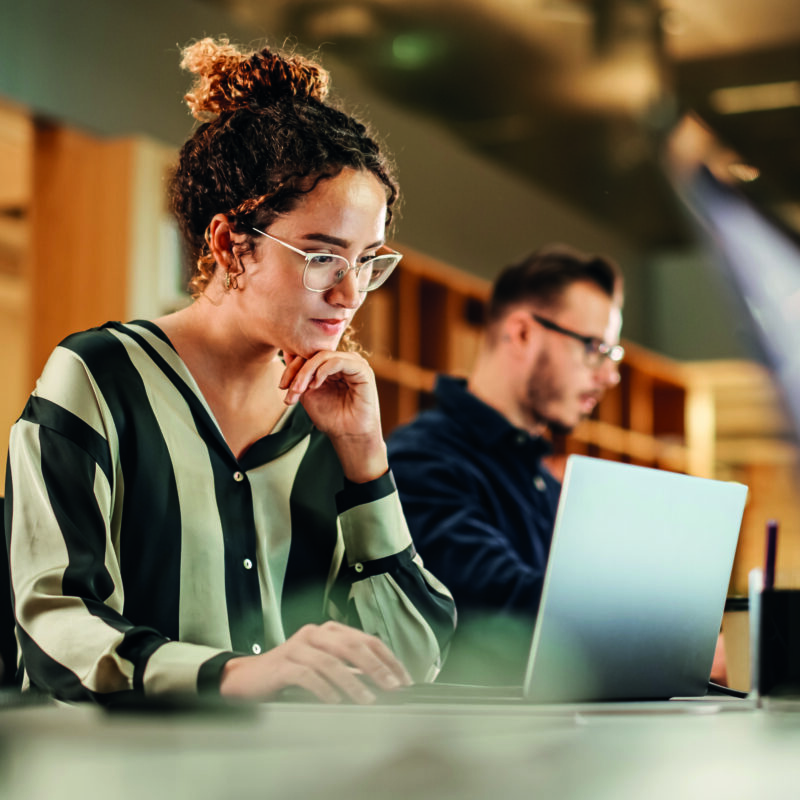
487 244 623 327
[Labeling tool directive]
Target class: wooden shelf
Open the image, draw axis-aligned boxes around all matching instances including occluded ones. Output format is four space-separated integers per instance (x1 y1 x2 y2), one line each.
0 98 33 213
569 419 689 472
363 246 800 596
0 100 32 489
0 109 183 489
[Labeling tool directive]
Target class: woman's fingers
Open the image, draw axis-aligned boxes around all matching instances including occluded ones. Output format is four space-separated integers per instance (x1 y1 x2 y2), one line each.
219 622 412 704
276 351 386 481
280 351 370 404
279 659 346 704
278 352 307 399
287 644 377 704
301 622 412 690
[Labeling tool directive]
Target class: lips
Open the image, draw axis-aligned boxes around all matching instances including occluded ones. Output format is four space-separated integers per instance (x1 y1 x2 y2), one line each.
579 393 601 413
311 318 349 335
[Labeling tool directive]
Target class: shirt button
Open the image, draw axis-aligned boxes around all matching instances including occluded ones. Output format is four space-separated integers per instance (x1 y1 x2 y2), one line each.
233 471 244 482
533 475 547 492
354 563 364 573
515 432 527 446
252 643 262 655
243 558 253 570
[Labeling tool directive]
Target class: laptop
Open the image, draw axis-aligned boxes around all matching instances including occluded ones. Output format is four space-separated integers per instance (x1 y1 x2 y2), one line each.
521 455 746 704
277 454 748 707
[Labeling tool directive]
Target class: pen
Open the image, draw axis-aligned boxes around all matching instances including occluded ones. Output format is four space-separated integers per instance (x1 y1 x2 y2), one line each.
764 519 778 591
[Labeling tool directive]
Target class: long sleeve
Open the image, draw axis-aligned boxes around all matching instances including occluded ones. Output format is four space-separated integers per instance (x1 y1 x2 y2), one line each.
389 448 548 615
5 346 234 703
387 376 561 622
6 324 455 703
333 473 455 682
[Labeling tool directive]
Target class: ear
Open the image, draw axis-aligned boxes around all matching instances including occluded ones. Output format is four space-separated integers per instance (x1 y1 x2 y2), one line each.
206 214 243 277
500 308 541 355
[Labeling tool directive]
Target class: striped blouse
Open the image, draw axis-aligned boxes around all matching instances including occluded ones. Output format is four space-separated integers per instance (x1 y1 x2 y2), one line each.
5 321 455 702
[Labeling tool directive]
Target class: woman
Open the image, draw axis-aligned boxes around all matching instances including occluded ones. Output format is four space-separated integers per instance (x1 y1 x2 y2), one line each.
4 38 455 704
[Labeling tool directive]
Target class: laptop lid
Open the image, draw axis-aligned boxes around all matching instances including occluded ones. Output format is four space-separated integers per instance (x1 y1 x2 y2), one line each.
523 455 747 703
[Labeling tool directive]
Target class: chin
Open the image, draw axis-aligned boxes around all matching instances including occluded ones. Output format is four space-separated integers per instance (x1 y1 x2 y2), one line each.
546 410 583 436
291 337 342 359
547 420 575 437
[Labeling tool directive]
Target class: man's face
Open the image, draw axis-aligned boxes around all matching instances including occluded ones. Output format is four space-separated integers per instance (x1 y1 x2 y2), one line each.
522 281 622 434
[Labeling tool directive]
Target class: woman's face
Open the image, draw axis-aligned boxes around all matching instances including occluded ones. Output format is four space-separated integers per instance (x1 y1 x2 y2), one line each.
235 168 389 358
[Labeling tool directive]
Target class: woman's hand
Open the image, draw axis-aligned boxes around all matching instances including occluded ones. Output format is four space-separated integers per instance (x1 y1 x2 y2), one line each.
279 350 388 483
219 621 412 704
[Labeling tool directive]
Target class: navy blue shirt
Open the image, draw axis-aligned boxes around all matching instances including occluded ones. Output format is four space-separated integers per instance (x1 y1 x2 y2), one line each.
388 375 562 622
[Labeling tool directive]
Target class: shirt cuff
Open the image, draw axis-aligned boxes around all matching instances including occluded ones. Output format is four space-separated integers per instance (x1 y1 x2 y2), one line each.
142 641 235 696
198 652 240 695
336 471 413 566
335 470 396 514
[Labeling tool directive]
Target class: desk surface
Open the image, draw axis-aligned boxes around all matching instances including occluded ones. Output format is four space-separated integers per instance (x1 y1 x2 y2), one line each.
1 698 798 800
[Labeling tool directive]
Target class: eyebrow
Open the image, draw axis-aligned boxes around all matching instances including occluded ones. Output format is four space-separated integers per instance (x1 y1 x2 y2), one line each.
299 233 385 251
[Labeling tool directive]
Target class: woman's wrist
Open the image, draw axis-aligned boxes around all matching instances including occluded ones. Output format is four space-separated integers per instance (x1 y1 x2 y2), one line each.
219 656 249 697
331 434 389 483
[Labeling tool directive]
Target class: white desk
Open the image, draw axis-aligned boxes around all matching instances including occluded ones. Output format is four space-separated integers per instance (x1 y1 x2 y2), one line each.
0 699 797 799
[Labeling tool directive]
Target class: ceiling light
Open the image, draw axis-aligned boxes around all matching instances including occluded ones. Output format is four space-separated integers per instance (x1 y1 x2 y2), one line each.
391 32 449 69
537 0 591 24
710 81 800 115
659 7 687 37
551 51 663 116
303 5 378 40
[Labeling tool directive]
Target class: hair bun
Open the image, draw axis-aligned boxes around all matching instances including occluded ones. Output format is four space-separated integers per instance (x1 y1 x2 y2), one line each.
180 37 330 120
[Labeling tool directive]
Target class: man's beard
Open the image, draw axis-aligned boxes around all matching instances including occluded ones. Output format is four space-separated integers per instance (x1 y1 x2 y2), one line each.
523 348 578 436
543 417 574 437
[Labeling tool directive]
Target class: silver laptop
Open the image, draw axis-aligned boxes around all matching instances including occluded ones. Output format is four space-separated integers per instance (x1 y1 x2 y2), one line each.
521 454 747 703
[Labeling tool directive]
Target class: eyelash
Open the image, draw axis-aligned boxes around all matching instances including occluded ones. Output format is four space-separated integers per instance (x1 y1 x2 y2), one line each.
310 249 379 261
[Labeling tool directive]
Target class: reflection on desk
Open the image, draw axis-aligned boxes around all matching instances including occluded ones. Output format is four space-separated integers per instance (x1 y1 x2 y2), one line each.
0 698 797 800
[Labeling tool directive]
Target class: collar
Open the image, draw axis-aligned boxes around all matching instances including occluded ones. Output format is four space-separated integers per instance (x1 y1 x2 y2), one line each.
434 375 553 459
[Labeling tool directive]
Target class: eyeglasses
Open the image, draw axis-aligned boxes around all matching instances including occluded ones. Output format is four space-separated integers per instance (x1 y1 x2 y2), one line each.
250 227 402 293
532 313 624 367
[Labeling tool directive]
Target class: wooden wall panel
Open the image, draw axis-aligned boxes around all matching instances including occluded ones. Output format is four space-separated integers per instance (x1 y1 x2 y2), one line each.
0 100 32 487
0 275 31 488
30 124 133 381
0 99 33 212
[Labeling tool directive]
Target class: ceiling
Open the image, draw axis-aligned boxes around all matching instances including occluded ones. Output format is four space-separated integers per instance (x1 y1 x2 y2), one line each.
208 0 800 248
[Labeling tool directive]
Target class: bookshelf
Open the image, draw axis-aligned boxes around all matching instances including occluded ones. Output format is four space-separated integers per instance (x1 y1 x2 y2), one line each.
357 244 695 473
358 246 800 596
0 107 182 488
0 99 33 490
357 244 489 431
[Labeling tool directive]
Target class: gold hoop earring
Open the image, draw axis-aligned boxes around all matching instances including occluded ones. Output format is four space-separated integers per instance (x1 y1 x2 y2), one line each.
225 271 231 291
225 271 240 291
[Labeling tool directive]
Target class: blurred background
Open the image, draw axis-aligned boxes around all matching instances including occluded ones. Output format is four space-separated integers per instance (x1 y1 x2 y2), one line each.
2 0 800 597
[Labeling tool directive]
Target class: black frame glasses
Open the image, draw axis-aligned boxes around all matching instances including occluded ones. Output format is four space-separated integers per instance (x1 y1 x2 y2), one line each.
532 313 624 367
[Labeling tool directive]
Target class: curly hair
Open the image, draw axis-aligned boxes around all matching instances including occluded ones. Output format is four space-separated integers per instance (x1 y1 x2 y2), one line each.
168 37 400 302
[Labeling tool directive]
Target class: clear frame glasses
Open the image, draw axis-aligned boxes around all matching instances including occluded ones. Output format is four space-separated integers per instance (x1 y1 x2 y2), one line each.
532 313 625 367
250 227 402 293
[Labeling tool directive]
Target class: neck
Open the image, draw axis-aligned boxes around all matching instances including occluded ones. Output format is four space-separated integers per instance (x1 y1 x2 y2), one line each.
154 297 282 391
468 348 547 438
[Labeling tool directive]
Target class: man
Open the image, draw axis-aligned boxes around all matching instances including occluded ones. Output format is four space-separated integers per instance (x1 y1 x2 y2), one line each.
387 244 623 682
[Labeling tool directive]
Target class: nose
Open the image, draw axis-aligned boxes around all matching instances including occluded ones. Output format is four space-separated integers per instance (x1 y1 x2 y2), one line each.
325 266 362 309
595 357 621 388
